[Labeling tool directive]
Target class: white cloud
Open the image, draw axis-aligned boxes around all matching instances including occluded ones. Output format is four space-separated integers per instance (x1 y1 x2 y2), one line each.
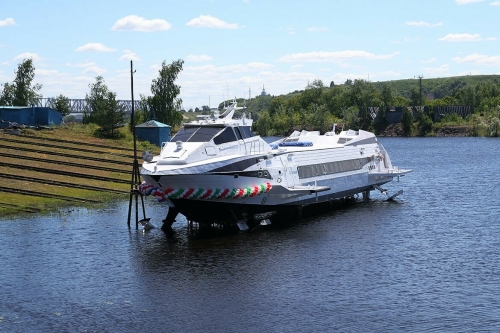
119 49 140 61
390 36 421 44
486 37 498 41
183 62 273 75
455 0 485 4
83 66 107 75
405 21 443 27
186 54 212 62
422 58 437 64
111 15 172 32
307 27 327 32
0 61 9 66
0 18 16 27
452 53 500 67
66 62 97 68
13 52 42 62
422 64 450 76
186 15 240 29
277 50 400 63
279 26 296 34
438 33 481 42
373 71 401 78
75 43 116 52
491 1 500 5
36 69 60 76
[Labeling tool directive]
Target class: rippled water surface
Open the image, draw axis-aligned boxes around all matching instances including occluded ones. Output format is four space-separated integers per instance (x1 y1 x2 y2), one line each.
1 137 500 332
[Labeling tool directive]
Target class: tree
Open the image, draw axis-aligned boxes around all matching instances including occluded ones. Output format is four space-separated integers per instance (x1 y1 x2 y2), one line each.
83 76 108 124
84 76 126 138
330 81 335 88
344 79 353 86
148 59 184 127
14 59 42 106
52 94 71 116
0 59 42 106
97 91 126 138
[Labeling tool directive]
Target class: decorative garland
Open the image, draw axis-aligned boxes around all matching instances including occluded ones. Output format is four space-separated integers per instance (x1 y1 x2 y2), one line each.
139 181 272 203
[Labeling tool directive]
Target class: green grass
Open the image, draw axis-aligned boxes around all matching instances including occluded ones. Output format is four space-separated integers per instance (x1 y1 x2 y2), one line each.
0 124 155 217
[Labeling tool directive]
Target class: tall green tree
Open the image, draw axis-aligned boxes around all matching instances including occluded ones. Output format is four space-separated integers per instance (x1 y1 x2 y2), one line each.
83 76 108 124
13 59 43 106
84 76 126 138
0 59 42 106
98 91 126 138
148 59 184 127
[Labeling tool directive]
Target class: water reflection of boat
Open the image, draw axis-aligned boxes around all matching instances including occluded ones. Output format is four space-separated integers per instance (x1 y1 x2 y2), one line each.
140 100 412 232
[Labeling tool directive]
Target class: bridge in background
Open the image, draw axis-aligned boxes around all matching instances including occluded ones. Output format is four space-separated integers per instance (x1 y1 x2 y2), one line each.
34 98 141 114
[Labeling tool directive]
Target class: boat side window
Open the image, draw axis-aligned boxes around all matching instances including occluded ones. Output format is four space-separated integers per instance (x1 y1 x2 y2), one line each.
171 127 199 142
213 127 237 145
234 127 243 140
188 126 221 142
239 126 254 139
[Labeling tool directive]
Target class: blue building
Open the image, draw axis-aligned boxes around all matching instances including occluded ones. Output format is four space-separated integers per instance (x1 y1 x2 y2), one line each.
135 120 171 147
0 106 62 127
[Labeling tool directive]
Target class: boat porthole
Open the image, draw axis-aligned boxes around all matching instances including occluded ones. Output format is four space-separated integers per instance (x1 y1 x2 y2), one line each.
261 197 267 204
277 177 282 183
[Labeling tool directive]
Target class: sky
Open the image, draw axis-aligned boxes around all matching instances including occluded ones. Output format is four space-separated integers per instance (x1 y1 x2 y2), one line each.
1 0 499 110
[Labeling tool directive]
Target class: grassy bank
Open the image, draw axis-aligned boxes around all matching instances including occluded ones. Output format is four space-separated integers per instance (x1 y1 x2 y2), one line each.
0 124 159 217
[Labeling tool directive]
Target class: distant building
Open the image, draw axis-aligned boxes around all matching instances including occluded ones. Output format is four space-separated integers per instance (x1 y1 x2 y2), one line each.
0 106 62 127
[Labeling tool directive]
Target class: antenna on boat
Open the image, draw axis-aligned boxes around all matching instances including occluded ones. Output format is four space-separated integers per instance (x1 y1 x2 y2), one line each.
127 60 150 230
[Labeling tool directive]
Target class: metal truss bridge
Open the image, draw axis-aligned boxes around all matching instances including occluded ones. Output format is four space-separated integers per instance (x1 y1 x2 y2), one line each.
34 98 141 114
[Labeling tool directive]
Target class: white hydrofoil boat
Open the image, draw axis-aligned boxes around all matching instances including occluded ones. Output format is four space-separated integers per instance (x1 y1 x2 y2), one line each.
140 100 412 232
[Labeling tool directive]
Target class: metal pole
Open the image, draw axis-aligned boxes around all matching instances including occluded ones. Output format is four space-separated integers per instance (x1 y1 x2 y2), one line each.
131 60 137 161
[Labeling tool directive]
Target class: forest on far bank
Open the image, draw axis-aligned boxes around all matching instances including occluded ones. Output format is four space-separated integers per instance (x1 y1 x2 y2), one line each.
194 74 500 137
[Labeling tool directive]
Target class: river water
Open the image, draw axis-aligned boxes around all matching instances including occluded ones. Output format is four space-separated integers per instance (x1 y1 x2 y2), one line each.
1 137 500 332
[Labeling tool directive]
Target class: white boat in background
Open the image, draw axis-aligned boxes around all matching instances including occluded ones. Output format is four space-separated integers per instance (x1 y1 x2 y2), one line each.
140 100 412 232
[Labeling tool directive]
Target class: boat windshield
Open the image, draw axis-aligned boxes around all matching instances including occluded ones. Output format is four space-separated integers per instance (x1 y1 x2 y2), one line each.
171 126 222 142
171 125 256 144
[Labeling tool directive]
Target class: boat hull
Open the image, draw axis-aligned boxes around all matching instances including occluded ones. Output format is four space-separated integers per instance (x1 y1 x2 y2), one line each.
141 170 394 229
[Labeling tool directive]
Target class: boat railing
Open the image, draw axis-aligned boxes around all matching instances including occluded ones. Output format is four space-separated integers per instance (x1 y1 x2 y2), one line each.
248 140 265 154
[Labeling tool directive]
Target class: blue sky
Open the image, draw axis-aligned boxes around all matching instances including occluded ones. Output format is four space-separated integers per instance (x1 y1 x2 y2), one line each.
1 0 499 110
